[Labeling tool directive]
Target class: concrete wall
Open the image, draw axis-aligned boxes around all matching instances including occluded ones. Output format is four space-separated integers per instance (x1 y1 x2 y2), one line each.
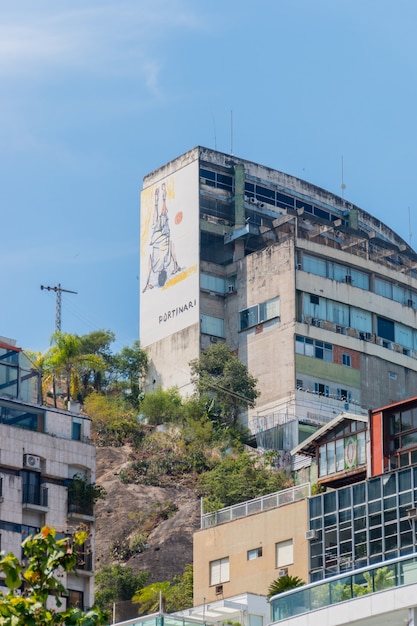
145 323 200 396
193 498 308 605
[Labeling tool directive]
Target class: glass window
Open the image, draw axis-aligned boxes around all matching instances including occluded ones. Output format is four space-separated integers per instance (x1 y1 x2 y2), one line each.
375 277 392 298
201 315 225 338
210 557 230 585
336 438 345 472
276 539 293 567
201 273 226 294
259 297 280 322
303 255 327 277
247 547 263 560
377 317 395 342
342 354 351 367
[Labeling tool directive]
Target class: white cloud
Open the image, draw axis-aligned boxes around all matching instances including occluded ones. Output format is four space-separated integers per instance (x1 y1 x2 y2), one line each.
0 0 202 94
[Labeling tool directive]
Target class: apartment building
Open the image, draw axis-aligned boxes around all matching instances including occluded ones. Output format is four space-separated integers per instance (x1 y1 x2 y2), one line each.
0 336 96 609
140 147 417 454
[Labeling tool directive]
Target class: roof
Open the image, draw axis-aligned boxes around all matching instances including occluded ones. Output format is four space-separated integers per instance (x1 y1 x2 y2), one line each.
291 412 368 457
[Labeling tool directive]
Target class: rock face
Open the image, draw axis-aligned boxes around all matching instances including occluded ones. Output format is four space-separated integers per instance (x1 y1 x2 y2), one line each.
94 445 201 582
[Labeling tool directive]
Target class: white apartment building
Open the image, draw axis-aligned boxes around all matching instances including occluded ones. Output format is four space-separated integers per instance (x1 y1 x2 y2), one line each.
0 336 96 610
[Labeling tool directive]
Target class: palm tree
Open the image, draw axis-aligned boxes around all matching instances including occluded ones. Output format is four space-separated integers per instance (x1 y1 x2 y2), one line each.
267 574 305 599
44 332 105 407
132 581 171 615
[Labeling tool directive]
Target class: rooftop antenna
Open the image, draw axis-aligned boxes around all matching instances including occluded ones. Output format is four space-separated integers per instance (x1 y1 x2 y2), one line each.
230 109 234 155
211 112 217 150
40 283 77 332
340 155 346 198
408 206 412 246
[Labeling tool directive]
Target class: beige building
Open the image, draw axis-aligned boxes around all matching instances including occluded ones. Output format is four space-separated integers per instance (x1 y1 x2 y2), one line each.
193 485 310 605
140 147 417 454
0 336 96 610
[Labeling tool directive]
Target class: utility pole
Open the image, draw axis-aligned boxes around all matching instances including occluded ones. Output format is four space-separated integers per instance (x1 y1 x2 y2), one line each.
40 283 78 332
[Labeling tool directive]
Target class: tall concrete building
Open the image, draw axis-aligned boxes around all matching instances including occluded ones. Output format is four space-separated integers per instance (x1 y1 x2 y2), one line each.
140 147 417 443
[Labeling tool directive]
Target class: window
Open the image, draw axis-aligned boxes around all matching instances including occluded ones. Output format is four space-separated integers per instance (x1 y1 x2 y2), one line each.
377 317 395 342
276 539 293 568
315 383 329 397
247 547 262 560
295 336 333 362
239 297 280 331
72 419 82 441
200 273 226 294
342 353 351 367
67 590 84 610
210 557 229 585
201 315 225 338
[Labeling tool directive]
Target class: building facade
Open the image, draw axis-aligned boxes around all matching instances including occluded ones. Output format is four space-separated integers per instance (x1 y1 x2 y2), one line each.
194 484 310 605
0 337 96 609
140 147 417 451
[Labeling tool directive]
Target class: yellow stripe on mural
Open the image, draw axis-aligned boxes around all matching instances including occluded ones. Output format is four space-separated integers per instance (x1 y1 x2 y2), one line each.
163 265 198 290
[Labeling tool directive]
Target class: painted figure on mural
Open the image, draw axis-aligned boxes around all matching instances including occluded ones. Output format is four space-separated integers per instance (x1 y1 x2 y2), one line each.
143 182 181 292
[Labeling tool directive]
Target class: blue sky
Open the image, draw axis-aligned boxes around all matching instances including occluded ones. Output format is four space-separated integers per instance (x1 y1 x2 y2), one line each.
1 0 417 353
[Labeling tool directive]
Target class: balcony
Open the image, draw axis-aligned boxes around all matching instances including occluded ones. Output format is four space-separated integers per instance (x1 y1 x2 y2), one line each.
75 545 93 574
270 553 417 623
22 485 48 511
201 483 310 529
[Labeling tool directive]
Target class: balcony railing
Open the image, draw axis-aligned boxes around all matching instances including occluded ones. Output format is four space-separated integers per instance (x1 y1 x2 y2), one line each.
22 485 48 507
201 483 310 528
75 548 93 572
270 553 417 622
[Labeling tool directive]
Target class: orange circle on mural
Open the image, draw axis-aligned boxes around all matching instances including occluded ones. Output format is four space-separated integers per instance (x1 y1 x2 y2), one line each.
175 211 183 225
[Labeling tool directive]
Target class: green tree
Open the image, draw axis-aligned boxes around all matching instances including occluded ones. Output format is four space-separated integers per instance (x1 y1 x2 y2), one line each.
0 526 105 625
113 340 148 408
45 332 105 406
198 451 292 512
78 330 115 394
132 581 171 615
267 574 305 598
139 387 183 425
166 565 193 612
95 565 149 616
190 343 259 424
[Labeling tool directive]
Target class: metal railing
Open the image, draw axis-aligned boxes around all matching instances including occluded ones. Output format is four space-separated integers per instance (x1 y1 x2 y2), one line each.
201 483 310 529
270 553 417 622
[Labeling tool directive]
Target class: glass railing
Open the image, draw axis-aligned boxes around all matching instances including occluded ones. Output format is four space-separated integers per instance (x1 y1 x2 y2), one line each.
270 553 417 622
112 614 217 626
201 483 310 529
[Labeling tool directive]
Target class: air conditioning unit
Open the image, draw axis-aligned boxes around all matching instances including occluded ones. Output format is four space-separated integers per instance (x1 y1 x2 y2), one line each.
23 454 41 470
345 275 352 284
257 202 265 208
311 318 322 328
249 197 257 204
228 285 235 293
305 529 317 540
210 336 218 343
407 507 417 520
278 568 288 578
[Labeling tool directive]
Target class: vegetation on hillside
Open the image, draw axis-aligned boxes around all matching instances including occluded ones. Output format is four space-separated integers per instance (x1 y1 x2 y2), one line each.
190 342 259 424
28 334 294 616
